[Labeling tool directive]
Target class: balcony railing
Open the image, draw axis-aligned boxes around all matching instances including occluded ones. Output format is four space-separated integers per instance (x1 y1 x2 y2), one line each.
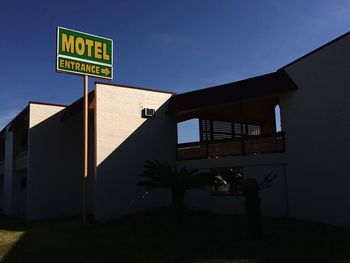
177 132 285 160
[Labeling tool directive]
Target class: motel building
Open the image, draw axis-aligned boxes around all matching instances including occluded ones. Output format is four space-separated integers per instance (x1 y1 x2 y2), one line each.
0 32 350 226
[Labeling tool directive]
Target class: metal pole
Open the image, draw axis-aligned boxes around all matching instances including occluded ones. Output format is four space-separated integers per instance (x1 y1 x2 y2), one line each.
83 75 88 224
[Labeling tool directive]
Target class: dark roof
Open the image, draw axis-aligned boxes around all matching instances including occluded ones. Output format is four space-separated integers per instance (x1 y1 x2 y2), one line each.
168 69 297 114
168 31 350 115
280 31 350 69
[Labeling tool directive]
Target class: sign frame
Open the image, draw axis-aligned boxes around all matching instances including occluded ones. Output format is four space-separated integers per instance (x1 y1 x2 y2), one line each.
56 26 113 80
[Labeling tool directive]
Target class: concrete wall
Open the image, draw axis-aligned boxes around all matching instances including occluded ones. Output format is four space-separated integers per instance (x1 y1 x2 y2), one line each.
94 84 176 220
27 103 84 220
280 34 350 226
178 153 288 217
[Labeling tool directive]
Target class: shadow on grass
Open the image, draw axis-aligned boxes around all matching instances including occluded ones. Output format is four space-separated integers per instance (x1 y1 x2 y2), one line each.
1 210 350 263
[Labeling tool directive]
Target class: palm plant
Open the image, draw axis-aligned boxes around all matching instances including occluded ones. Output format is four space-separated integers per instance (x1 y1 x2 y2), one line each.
138 160 210 222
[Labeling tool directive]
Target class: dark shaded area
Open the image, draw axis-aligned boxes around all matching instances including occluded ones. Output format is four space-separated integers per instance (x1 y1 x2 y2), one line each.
61 91 94 122
138 160 211 224
244 178 262 241
168 70 297 118
24 106 94 219
1 211 350 263
94 101 176 219
0 107 29 135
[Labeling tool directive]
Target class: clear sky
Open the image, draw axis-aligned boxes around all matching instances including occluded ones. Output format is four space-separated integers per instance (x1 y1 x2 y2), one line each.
0 0 349 133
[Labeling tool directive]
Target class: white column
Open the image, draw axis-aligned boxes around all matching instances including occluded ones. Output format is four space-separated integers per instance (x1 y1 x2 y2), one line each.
3 132 14 216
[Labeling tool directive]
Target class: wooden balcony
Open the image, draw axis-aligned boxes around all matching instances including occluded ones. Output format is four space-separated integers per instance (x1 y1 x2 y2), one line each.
177 132 285 160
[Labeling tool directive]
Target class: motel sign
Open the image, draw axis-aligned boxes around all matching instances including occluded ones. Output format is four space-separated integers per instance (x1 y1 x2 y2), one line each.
56 27 113 79
56 26 114 223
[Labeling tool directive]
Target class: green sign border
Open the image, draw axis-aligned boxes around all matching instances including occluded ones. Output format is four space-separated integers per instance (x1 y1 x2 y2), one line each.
57 57 112 79
56 26 113 80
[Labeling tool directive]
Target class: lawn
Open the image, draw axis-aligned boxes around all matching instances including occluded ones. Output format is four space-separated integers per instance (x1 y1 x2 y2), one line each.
1 211 350 263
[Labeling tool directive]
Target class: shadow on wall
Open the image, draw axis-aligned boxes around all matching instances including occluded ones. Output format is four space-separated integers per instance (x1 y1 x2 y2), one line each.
186 164 287 217
26 108 95 220
95 101 177 220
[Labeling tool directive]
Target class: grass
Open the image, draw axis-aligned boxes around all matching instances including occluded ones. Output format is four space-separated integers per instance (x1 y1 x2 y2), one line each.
1 211 350 263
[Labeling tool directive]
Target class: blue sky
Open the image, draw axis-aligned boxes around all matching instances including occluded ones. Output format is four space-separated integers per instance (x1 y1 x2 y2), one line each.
0 0 349 134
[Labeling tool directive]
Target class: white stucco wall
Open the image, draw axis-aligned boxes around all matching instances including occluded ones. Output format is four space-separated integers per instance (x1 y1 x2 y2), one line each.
27 103 84 220
94 84 176 220
280 34 350 226
178 153 288 217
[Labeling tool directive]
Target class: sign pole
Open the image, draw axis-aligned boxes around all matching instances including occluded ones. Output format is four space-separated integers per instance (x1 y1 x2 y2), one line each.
56 27 113 224
83 75 88 224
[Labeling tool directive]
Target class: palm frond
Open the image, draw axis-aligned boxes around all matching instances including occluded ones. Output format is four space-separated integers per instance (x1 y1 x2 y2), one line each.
138 160 211 191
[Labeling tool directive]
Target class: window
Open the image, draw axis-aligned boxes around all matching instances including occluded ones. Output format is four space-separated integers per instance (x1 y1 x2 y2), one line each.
210 167 244 195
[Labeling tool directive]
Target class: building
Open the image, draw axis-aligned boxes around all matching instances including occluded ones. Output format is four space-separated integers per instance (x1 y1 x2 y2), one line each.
1 32 350 226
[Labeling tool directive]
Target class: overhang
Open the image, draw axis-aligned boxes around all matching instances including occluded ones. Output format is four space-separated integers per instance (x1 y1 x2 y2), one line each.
168 69 297 122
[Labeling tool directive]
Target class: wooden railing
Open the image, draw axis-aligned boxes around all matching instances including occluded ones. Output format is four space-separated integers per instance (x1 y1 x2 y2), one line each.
177 132 285 160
